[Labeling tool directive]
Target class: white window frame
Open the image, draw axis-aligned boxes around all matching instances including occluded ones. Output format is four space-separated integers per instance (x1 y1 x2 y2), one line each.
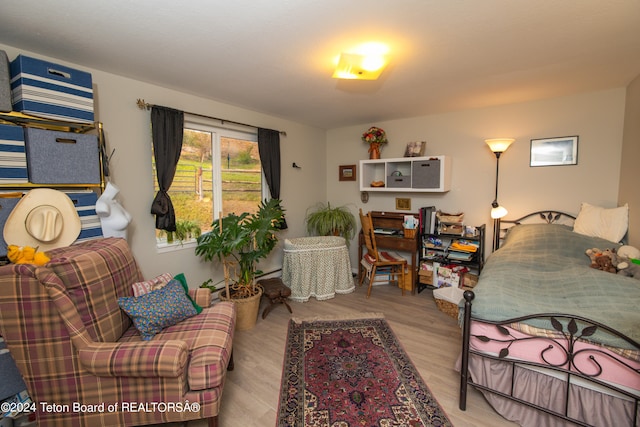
156 118 267 252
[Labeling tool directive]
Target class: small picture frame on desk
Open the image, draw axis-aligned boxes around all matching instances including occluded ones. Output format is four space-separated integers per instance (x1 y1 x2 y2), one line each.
339 164 356 181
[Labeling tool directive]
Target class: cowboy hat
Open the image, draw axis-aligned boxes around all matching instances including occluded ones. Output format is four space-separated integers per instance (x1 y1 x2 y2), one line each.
4 188 81 251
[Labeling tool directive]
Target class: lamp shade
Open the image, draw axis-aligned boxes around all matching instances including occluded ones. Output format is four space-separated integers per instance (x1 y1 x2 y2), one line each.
485 138 515 153
490 204 508 219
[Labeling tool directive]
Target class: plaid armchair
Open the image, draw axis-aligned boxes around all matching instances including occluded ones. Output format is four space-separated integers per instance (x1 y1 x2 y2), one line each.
0 237 235 427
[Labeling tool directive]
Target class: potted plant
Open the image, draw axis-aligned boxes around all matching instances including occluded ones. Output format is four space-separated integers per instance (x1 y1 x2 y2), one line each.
195 198 285 329
305 202 356 244
163 219 202 245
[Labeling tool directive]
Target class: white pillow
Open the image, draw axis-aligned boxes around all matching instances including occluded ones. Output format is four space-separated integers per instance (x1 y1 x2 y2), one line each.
573 202 628 243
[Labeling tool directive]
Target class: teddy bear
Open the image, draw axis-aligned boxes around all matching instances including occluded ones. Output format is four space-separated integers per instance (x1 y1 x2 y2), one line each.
7 245 50 266
617 245 640 260
593 254 617 273
585 247 603 267
617 259 640 279
585 248 618 273
614 245 640 280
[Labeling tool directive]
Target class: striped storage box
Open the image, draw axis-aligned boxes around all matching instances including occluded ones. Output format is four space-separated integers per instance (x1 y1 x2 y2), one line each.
10 55 94 123
0 124 28 184
24 127 100 184
65 191 103 243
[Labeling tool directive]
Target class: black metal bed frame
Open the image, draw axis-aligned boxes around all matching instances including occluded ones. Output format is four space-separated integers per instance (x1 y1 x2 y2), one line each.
494 210 577 250
460 210 640 426
459 291 640 426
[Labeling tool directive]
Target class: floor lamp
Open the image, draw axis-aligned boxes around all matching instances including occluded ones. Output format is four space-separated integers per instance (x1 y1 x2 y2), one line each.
485 138 514 252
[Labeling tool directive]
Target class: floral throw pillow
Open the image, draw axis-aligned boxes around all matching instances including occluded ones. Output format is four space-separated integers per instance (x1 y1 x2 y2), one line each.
118 279 198 340
131 272 202 314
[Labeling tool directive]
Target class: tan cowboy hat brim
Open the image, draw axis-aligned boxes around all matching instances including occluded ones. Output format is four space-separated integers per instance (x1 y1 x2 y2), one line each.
4 189 81 251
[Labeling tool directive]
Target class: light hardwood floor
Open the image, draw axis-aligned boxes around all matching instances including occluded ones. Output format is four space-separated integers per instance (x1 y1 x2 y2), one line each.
187 280 518 427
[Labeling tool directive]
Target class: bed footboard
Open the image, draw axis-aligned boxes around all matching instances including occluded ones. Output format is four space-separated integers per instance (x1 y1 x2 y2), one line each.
459 290 640 427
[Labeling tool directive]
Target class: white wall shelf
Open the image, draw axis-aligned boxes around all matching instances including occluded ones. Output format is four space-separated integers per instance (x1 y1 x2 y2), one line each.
359 155 451 192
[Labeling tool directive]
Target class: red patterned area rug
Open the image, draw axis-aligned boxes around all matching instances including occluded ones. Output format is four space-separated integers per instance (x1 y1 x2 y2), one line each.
277 314 453 426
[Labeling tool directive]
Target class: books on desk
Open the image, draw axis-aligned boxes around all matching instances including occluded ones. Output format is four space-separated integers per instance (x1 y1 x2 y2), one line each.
374 228 400 235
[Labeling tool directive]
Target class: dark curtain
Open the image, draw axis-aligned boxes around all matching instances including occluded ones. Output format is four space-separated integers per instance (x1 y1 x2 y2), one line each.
257 128 287 229
150 106 184 232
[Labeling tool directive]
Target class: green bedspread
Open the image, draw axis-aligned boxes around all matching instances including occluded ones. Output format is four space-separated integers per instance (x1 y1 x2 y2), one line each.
469 224 640 349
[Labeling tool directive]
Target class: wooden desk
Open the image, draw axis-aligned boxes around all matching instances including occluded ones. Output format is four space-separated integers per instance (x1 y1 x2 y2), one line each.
358 211 419 294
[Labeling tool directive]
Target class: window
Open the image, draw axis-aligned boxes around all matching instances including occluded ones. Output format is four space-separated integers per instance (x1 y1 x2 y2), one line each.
152 120 265 248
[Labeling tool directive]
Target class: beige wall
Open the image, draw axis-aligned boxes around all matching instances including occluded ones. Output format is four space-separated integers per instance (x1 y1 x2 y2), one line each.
2 42 632 281
327 89 627 262
1 43 326 288
619 74 640 246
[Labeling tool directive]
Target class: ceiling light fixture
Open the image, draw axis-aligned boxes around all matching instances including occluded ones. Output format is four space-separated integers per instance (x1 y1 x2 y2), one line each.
332 42 389 80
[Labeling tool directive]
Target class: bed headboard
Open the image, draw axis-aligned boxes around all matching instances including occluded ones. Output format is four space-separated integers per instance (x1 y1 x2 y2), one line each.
494 210 576 250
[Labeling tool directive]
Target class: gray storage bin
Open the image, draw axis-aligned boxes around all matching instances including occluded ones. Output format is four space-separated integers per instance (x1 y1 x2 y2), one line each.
0 50 11 112
412 159 441 188
387 175 411 188
24 128 100 184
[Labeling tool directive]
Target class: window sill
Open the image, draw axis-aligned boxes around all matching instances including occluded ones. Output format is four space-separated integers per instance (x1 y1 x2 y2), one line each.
156 240 197 253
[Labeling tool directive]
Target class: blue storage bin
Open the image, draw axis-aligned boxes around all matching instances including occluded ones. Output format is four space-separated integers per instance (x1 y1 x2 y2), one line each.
24 128 100 184
65 191 103 243
0 124 28 184
10 55 94 123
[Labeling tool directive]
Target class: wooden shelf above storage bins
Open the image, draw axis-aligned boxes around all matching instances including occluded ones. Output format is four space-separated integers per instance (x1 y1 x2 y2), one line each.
359 155 451 192
0 112 105 190
0 111 96 133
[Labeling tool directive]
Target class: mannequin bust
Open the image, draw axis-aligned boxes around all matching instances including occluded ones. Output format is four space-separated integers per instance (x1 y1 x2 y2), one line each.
95 182 132 239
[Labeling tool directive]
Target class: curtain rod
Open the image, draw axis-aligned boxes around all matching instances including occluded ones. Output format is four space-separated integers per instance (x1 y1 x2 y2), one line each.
135 99 286 136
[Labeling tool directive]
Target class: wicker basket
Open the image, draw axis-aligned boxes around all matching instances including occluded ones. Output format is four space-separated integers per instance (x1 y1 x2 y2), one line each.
220 287 263 330
403 227 417 239
436 212 464 224
418 269 433 285
435 298 459 319
433 286 464 319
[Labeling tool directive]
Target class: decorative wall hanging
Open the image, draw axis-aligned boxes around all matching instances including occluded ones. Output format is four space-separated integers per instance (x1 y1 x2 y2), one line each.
339 165 356 181
530 136 578 167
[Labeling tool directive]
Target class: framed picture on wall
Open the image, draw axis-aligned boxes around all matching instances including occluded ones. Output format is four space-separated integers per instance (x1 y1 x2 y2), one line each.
339 164 356 181
530 136 578 167
395 197 411 210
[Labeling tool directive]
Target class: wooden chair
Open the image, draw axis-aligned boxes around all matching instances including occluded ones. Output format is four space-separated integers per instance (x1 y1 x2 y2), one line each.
358 209 407 298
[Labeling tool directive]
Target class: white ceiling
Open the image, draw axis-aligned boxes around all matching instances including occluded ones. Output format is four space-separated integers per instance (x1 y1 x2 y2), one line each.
1 0 640 129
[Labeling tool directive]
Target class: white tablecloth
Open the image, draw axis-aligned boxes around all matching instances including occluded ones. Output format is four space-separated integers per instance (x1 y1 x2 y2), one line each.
282 236 355 302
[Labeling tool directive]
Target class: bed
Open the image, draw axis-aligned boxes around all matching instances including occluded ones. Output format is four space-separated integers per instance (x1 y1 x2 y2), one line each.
458 209 640 427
